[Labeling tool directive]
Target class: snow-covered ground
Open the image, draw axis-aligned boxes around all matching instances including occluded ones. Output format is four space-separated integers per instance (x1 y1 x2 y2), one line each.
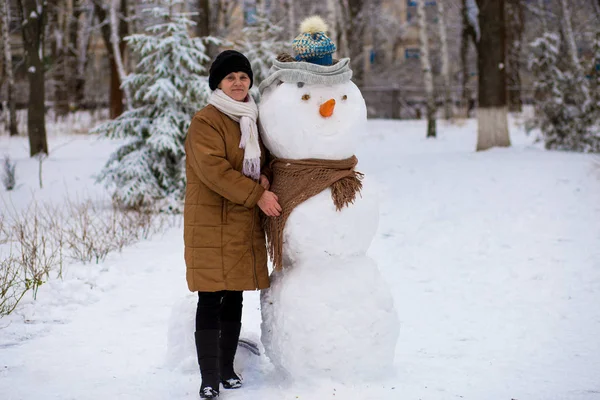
1 118 599 400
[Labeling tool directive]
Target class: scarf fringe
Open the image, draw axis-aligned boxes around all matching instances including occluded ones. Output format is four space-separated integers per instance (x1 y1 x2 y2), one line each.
243 158 261 180
331 172 364 211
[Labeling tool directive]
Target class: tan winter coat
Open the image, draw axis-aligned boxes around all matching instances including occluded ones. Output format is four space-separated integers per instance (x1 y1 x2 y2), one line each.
184 104 270 292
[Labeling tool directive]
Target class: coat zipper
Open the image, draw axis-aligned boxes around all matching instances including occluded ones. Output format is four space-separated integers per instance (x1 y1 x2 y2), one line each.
250 210 258 289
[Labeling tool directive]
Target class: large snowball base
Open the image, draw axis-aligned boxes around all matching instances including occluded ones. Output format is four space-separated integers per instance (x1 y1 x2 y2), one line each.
261 255 400 383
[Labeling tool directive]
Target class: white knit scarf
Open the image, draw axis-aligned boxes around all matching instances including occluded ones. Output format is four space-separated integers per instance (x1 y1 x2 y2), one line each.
208 89 261 180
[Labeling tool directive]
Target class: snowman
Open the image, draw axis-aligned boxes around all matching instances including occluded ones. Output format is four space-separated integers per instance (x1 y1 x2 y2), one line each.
257 16 400 383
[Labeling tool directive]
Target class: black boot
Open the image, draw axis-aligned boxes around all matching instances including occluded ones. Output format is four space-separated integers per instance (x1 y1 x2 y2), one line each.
195 330 220 399
220 321 243 389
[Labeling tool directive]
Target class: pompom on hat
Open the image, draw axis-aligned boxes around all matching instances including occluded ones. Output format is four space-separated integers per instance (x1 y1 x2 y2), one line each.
292 16 336 66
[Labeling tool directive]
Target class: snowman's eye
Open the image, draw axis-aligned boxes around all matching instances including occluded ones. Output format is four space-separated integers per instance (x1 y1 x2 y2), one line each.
302 94 310 101
342 95 348 101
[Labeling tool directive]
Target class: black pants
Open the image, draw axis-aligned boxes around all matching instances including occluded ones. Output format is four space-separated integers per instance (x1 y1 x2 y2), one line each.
196 291 243 331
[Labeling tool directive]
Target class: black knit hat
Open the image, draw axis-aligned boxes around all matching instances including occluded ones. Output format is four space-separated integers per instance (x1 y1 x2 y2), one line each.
208 50 254 91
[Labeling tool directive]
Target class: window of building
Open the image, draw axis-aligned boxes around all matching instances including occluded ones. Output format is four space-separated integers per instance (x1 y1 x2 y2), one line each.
407 0 437 6
405 48 420 60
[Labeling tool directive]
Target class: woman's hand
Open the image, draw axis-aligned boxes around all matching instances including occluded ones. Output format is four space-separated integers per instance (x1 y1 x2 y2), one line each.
258 190 282 217
259 174 270 190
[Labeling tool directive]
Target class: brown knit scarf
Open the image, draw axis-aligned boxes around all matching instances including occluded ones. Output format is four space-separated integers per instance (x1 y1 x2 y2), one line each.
264 156 364 271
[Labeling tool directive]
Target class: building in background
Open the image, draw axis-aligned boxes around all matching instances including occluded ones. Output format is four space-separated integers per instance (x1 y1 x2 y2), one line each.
2 0 599 118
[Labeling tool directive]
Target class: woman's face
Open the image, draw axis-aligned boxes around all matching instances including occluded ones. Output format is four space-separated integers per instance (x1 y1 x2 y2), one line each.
218 71 251 102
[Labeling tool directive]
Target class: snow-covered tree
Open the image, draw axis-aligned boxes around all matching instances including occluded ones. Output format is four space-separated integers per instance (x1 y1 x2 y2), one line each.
92 0 213 210
529 33 599 152
237 11 288 90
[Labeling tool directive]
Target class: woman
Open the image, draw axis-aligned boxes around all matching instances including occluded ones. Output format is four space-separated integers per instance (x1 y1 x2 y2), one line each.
184 50 281 399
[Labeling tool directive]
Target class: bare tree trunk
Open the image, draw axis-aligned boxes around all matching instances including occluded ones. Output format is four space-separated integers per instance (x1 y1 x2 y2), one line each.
196 0 209 37
196 0 218 59
182 0 191 14
228 0 237 31
347 0 365 86
255 0 266 15
287 0 296 41
365 0 381 73
417 0 436 138
506 0 524 112
128 0 141 36
593 0 600 19
560 0 581 74
49 0 70 117
92 0 124 118
18 0 49 156
334 0 349 57
593 29 600 107
326 0 338 57
461 0 477 115
76 1 94 108
537 0 547 31
437 0 452 119
216 0 234 45
109 53 124 117
560 0 590 106
476 0 510 151
68 0 86 111
1 0 18 136
110 0 130 109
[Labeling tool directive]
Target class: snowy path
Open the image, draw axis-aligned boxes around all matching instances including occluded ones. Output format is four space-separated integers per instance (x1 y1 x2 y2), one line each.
2 119 600 400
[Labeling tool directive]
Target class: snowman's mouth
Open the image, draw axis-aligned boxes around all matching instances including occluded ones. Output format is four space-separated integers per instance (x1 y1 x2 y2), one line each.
318 127 340 137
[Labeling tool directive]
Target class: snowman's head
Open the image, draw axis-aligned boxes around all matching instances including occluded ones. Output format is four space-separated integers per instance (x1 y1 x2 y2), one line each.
259 80 367 160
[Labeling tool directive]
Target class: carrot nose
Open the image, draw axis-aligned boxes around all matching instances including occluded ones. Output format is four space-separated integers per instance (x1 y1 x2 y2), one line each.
319 99 336 118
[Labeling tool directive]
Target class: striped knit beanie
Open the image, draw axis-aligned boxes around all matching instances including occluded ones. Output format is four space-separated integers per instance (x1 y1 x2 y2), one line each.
292 16 336 66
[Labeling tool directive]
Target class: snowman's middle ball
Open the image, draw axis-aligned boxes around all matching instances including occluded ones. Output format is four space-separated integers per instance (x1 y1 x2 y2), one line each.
259 81 367 160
